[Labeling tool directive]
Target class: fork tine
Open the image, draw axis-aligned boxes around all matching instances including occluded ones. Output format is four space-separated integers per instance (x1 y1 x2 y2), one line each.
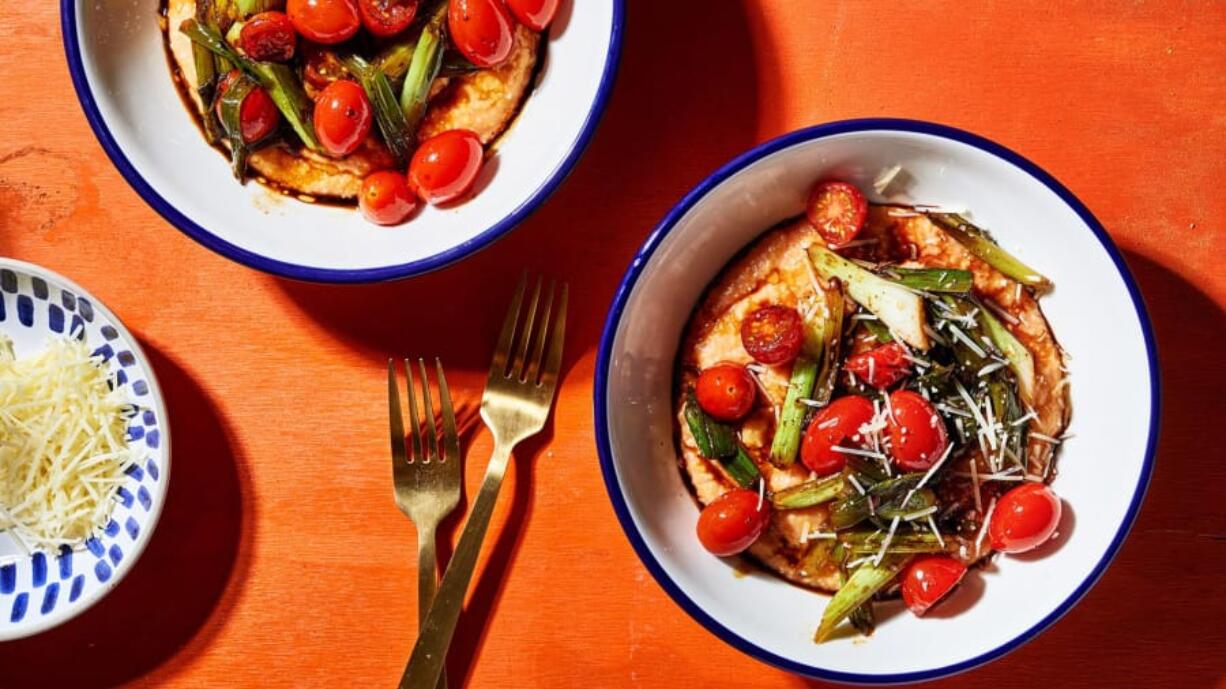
489 273 527 380
418 359 439 461
526 280 556 383
436 358 460 463
387 359 408 466
540 283 568 388
404 359 422 462
511 276 543 380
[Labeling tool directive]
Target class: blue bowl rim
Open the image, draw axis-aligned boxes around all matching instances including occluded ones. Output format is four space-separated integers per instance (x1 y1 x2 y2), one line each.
593 118 1160 685
59 0 625 284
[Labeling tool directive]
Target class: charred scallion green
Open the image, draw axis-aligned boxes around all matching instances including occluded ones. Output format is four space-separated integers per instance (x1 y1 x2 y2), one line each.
884 267 974 293
344 55 414 165
217 72 258 178
683 392 759 488
771 475 844 509
180 19 319 151
927 213 1052 292
399 5 446 130
814 556 908 643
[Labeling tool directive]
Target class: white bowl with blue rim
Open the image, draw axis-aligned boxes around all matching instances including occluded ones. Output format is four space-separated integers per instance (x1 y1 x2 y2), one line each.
594 119 1159 683
0 259 169 641
60 0 623 283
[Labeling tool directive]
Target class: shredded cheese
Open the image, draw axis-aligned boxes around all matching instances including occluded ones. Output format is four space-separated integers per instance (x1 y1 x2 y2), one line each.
0 338 136 550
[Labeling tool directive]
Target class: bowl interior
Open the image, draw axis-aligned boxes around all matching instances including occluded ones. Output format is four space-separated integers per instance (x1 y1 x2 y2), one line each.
67 0 617 280
599 124 1155 681
0 259 169 641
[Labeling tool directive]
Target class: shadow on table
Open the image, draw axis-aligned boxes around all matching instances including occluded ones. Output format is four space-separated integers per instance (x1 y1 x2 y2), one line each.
273 0 769 368
0 344 252 688
792 250 1226 688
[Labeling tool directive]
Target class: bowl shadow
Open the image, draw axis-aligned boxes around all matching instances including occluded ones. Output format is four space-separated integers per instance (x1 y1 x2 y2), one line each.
0 343 252 688
788 249 1226 687
273 0 766 366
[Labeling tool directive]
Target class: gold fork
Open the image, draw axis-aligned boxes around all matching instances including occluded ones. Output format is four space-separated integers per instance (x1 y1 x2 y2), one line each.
388 359 462 689
399 275 567 689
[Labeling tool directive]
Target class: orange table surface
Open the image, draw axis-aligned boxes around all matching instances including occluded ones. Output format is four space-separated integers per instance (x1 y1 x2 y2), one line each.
1 1 1224 687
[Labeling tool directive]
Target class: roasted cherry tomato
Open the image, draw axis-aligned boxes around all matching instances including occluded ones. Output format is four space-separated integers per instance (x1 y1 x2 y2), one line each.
800 395 875 475
989 483 1062 554
302 43 347 95
901 556 967 616
287 0 361 44
887 390 949 471
313 80 372 157
358 0 419 37
806 180 868 246
215 71 280 144
740 305 804 366
696 489 771 557
845 342 912 389
359 171 418 225
240 11 298 62
695 363 756 422
506 0 558 31
408 129 484 205
448 0 514 68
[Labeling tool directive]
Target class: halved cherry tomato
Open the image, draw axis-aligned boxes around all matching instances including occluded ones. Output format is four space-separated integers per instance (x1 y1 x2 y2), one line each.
800 396 875 475
506 0 558 31
240 11 298 62
740 305 803 366
358 0 419 37
448 0 514 68
989 483 1062 554
887 390 949 471
695 363 756 422
360 171 418 225
408 129 484 205
696 489 771 557
313 80 372 157
901 556 967 616
845 342 912 389
215 71 280 144
806 180 868 246
302 43 347 95
287 0 361 44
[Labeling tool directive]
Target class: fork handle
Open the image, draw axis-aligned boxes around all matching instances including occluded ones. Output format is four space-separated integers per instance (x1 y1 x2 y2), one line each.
399 443 513 689
415 523 448 689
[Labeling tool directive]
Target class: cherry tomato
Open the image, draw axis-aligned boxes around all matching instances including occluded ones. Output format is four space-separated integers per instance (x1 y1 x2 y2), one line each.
358 0 419 37
408 129 484 205
359 171 418 225
845 342 912 389
215 71 280 144
240 11 298 62
695 364 756 422
989 483 1062 554
740 305 804 366
800 396 875 475
448 0 514 68
506 0 558 31
287 0 361 44
302 44 347 96
313 80 373 157
696 489 771 557
806 180 868 246
901 556 967 616
887 390 949 471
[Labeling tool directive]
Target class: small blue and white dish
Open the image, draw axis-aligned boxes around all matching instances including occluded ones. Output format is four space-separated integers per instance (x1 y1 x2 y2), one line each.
0 258 169 641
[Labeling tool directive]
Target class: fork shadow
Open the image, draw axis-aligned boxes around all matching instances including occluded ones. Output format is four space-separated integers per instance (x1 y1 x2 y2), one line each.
442 413 556 689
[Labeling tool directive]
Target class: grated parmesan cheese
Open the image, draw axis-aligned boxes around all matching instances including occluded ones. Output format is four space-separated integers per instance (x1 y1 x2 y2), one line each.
0 338 137 551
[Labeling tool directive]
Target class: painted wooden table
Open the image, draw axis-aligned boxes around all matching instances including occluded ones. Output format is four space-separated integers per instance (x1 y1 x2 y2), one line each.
1 1 1223 687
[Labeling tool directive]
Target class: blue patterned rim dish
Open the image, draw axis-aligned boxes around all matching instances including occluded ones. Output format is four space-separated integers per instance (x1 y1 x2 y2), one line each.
0 259 170 641
59 1 625 284
593 119 1160 684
